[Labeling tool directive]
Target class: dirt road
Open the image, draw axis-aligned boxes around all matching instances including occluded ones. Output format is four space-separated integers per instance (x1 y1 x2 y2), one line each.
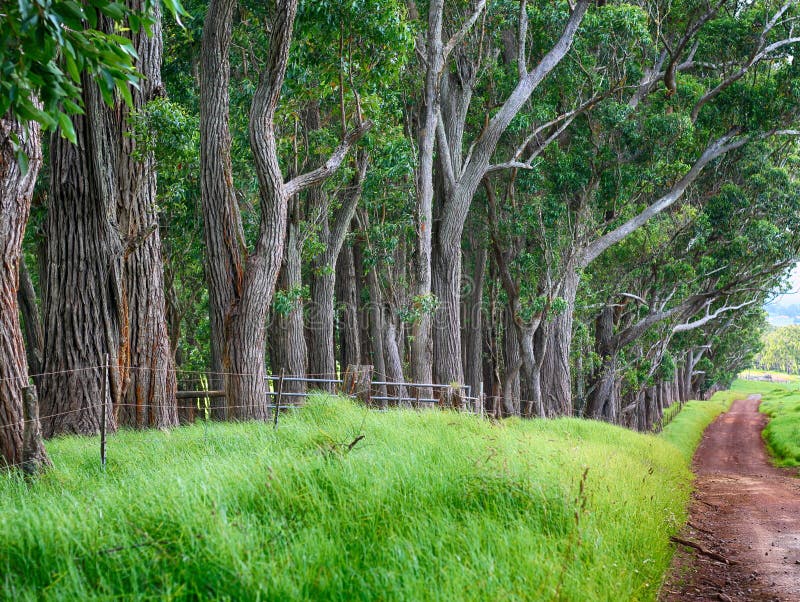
661 395 800 601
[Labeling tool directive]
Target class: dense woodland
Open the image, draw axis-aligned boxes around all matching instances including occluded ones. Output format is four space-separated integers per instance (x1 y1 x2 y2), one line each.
2 0 800 468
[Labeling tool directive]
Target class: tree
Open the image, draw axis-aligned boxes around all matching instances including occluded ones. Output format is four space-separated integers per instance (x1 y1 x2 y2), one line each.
200 0 370 419
0 115 43 466
0 0 172 459
41 1 181 435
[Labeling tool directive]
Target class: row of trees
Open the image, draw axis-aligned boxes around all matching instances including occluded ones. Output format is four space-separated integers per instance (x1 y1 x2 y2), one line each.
2 0 799 467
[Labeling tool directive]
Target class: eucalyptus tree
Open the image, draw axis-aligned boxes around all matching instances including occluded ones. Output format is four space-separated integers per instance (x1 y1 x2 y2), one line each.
0 0 170 458
582 141 800 422
535 0 800 414
403 0 590 391
42 0 184 436
200 0 370 419
289 2 413 387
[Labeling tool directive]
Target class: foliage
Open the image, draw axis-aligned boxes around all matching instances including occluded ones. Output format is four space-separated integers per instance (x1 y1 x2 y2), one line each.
0 0 187 150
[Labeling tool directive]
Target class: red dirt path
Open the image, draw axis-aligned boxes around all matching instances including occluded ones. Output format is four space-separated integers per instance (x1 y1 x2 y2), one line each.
660 395 800 601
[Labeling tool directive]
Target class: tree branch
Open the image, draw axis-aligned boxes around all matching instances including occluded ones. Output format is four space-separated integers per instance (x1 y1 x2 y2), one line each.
673 299 758 333
284 120 372 197
580 129 747 267
441 0 488 67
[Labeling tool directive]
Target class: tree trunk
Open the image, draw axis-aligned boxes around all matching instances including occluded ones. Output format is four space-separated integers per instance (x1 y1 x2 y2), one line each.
541 263 579 416
273 219 307 394
42 70 124 437
383 318 408 405
502 307 521 416
307 155 366 387
409 0 445 400
117 0 177 428
464 234 486 404
432 227 464 385
364 264 388 404
335 242 361 370
0 114 47 467
200 0 246 410
517 323 546 418
308 267 336 384
17 256 43 380
585 306 615 421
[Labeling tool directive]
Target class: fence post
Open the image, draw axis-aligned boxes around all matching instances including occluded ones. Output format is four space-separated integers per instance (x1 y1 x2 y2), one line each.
100 354 108 471
22 385 51 475
479 382 484 418
274 369 285 429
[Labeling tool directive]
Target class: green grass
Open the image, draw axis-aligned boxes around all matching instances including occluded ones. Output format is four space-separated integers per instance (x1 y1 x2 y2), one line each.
732 376 800 467
0 395 729 601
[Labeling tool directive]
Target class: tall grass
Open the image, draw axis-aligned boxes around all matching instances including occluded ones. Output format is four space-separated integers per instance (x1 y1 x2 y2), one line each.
0 395 726 601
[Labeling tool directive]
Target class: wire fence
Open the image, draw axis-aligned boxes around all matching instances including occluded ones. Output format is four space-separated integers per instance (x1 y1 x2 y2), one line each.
2 362 685 474
0 363 482 434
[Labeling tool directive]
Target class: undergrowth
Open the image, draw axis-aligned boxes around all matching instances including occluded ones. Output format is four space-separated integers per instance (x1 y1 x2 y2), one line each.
0 394 728 601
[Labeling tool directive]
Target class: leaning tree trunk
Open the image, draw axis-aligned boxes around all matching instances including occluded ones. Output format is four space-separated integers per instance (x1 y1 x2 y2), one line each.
117 0 177 428
0 114 48 467
42 79 123 437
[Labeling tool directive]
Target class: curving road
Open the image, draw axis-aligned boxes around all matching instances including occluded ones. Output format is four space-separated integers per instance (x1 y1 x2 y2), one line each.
661 395 800 601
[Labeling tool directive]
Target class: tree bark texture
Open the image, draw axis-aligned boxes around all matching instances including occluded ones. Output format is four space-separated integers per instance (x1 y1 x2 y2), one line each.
0 114 47 467
335 242 362 370
200 0 251 414
42 85 122 437
17 256 43 380
117 0 177 428
272 218 307 395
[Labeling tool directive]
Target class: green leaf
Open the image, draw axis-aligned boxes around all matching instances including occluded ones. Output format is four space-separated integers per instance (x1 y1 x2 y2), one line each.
14 148 29 176
57 111 77 143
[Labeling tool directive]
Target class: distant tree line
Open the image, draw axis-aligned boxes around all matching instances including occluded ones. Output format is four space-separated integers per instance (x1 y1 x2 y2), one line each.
755 326 800 374
2 0 799 467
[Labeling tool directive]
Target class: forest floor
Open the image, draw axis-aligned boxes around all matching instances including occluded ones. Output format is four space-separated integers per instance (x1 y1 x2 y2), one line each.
660 394 800 602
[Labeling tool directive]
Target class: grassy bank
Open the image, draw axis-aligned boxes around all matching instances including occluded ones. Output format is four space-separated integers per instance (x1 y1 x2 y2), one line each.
733 377 800 467
1 395 728 601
